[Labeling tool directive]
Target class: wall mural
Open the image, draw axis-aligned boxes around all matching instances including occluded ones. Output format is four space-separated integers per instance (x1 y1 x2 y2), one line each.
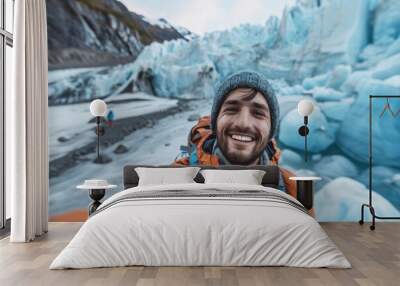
47 0 400 221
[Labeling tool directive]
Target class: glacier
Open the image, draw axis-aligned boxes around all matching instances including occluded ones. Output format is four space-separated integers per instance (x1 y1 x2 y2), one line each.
48 0 400 221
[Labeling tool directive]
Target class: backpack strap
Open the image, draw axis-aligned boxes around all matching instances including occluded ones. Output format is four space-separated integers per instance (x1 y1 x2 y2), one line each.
187 116 212 145
269 139 281 164
186 116 219 165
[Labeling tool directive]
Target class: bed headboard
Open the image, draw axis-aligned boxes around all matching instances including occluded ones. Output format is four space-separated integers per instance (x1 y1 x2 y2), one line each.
123 165 281 190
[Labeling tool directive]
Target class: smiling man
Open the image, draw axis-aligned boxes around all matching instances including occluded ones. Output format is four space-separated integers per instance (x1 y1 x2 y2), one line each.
175 71 298 197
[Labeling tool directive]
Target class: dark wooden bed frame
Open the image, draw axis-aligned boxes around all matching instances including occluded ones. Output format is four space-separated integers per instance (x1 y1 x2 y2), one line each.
123 165 281 190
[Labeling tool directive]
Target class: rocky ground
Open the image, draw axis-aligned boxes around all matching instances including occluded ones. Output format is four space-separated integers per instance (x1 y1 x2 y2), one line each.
49 100 188 178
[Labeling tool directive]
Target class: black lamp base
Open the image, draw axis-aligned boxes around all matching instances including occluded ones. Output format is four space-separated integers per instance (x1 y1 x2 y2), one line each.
88 189 105 215
93 154 112 164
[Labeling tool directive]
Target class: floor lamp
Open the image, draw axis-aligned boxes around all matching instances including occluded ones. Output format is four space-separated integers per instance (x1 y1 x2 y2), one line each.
297 99 314 162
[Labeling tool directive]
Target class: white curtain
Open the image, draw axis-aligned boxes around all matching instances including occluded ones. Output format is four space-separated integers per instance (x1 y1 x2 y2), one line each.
9 0 49 242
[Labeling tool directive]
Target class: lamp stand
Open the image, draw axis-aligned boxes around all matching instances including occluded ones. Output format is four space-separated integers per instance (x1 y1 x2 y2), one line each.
94 116 105 164
298 116 309 162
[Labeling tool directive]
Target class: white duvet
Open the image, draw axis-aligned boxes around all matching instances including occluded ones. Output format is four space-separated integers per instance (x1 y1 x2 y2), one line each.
50 183 350 269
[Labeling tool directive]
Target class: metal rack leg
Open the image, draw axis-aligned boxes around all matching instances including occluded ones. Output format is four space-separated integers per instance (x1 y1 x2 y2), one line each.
360 203 400 230
359 204 366 225
359 203 376 230
369 206 376 231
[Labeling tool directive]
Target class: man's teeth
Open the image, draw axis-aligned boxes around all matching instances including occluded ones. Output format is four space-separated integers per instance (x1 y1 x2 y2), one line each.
231 134 253 142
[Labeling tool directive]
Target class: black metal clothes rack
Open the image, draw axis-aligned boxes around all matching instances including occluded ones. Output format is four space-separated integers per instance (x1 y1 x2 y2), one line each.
359 95 400 230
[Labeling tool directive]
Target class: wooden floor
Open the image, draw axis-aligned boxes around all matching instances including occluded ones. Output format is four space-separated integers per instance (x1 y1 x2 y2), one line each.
0 223 399 286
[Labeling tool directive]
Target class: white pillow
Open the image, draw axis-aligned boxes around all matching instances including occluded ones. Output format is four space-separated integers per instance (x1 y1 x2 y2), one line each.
200 169 266 185
135 167 200 186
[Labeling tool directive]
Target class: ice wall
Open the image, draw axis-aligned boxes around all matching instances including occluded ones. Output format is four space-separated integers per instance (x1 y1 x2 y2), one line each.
49 0 377 102
129 0 373 98
300 0 370 64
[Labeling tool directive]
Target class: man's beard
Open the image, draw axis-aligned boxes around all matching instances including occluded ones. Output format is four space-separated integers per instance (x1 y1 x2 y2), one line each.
216 126 268 165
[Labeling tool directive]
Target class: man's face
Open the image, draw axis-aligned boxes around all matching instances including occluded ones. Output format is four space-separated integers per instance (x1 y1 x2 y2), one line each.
216 88 271 165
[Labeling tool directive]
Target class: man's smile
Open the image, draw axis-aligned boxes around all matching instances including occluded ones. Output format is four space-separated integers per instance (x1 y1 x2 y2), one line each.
229 132 255 143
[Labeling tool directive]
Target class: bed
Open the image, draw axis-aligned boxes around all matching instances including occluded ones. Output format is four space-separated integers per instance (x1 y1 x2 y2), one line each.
50 165 350 269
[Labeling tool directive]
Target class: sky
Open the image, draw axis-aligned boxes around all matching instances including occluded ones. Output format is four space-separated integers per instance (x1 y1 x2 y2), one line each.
120 0 296 35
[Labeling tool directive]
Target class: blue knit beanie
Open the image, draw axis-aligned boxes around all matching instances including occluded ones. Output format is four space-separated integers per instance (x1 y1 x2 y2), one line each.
211 71 279 140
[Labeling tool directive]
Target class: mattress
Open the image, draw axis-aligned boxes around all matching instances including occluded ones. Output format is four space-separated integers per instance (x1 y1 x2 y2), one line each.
50 183 350 269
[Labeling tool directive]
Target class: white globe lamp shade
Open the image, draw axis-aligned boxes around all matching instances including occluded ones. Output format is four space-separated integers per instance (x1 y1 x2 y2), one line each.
90 99 107 117
297 99 314 116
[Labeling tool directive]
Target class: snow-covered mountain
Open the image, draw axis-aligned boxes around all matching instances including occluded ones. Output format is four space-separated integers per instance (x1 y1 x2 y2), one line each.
46 0 189 69
175 26 198 41
140 16 198 41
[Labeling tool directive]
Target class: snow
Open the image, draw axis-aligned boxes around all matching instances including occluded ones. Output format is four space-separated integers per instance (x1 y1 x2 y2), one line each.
385 75 400 86
303 74 329 90
340 70 372 94
142 16 173 29
48 63 137 104
326 65 352 89
315 177 400 221
279 149 304 171
319 98 354 122
299 0 370 64
385 38 400 57
357 166 400 208
372 53 400 80
49 102 95 161
279 84 305 96
373 0 400 45
279 5 313 46
392 174 400 187
313 155 359 179
105 93 178 121
302 65 351 91
49 92 177 161
175 26 198 41
310 87 346 102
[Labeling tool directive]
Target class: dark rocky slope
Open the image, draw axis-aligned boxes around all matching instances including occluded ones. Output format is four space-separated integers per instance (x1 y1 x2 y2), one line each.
47 0 186 69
